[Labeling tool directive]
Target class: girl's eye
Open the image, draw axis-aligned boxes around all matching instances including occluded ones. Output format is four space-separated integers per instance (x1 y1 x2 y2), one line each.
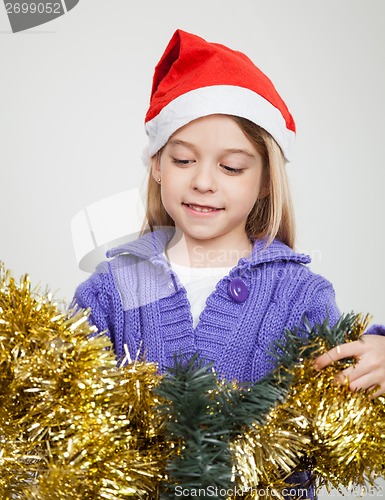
221 164 244 175
172 157 192 165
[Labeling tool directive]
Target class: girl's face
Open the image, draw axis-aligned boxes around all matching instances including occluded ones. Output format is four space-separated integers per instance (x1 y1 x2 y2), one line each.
151 114 266 249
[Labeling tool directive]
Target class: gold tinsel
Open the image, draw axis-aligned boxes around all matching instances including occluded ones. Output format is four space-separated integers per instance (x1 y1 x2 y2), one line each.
230 407 310 499
230 314 385 498
0 265 167 499
1 264 385 498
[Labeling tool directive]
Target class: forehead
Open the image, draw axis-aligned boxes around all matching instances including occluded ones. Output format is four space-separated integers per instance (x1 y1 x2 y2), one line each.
168 114 255 150
172 114 241 134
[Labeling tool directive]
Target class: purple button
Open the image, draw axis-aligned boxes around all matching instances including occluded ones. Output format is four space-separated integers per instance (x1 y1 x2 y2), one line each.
228 278 249 303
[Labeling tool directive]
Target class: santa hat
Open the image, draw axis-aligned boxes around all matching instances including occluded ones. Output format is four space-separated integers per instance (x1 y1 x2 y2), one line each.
144 29 296 161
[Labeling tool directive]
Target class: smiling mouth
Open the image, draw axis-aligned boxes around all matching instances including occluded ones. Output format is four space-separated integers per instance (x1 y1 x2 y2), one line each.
183 203 223 213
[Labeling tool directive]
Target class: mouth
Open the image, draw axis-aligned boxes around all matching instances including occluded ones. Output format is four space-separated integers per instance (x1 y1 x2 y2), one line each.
182 203 224 213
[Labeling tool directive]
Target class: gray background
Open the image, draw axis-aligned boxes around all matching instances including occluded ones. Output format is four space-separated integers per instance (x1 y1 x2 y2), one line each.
0 1 384 497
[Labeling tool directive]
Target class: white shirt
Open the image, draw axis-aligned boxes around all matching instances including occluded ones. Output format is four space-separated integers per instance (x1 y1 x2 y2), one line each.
165 255 232 328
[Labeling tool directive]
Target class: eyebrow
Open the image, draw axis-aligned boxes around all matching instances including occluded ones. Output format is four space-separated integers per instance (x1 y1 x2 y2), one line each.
168 139 255 158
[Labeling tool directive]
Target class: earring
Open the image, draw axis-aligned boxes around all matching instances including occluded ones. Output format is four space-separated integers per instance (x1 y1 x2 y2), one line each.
157 178 161 184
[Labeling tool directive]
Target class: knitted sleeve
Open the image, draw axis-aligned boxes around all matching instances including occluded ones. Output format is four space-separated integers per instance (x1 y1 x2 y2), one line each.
304 280 341 330
305 281 385 337
365 324 385 336
73 263 124 351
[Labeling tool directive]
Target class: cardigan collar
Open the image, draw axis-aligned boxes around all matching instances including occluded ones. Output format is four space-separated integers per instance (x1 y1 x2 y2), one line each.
106 227 311 268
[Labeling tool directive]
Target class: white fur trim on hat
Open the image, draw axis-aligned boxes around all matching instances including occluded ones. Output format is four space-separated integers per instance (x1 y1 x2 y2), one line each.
141 145 152 169
145 85 295 162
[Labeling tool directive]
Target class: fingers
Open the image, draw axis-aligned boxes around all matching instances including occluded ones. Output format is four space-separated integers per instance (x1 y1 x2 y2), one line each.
313 341 363 370
312 335 385 399
334 363 365 385
369 385 385 398
333 366 384 397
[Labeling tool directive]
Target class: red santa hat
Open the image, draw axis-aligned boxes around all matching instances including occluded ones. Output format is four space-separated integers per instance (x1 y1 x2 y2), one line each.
144 29 296 162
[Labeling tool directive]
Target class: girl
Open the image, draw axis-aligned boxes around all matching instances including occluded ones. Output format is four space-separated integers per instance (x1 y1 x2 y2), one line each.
74 29 385 495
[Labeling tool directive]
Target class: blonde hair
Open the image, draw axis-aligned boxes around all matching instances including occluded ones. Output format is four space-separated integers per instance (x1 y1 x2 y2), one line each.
141 116 296 249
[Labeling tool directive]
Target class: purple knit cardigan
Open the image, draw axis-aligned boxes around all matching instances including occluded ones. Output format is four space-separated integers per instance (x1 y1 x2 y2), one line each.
73 228 385 498
74 228 341 382
73 228 350 499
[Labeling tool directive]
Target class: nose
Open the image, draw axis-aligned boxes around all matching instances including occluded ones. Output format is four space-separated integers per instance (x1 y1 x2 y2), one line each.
191 162 217 193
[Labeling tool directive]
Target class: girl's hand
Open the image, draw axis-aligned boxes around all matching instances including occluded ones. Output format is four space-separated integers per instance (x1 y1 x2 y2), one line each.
313 335 385 398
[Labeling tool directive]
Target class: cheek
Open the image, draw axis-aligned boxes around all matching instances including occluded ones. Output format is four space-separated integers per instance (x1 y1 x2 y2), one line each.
238 181 262 218
231 177 261 204
244 194 259 218
159 183 178 215
161 166 182 185
160 167 188 201
247 174 264 201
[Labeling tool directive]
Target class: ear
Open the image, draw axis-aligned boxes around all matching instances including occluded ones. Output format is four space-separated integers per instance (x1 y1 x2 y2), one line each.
258 172 270 199
258 186 270 199
151 154 161 182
